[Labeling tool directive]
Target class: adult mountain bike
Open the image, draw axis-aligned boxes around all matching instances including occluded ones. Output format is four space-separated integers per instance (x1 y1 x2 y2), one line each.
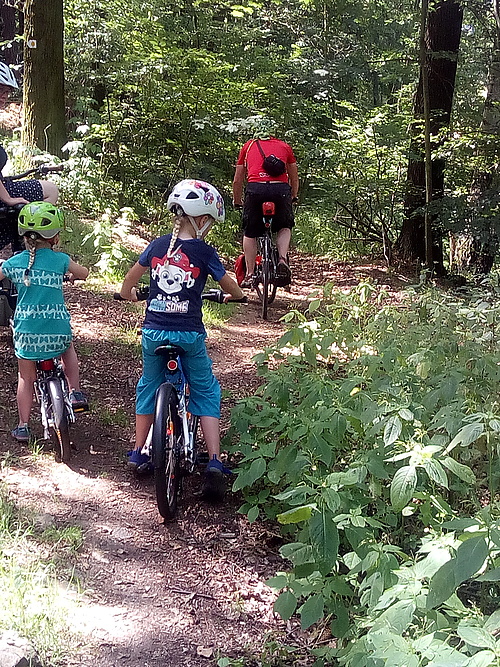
114 287 247 520
253 201 286 320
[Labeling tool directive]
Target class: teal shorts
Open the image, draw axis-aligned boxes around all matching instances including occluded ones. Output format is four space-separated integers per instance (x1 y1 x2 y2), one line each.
136 329 221 418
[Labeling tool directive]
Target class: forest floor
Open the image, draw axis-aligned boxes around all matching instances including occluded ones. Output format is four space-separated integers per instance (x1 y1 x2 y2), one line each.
0 251 410 666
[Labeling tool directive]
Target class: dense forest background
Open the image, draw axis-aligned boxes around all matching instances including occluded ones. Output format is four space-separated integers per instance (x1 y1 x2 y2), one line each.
3 0 500 273
3 3 500 666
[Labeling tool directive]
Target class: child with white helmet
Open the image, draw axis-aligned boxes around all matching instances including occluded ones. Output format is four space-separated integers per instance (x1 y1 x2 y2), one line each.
0 202 89 442
120 179 244 500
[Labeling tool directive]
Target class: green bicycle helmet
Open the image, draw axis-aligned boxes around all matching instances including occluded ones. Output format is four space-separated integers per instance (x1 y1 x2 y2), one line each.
18 201 64 239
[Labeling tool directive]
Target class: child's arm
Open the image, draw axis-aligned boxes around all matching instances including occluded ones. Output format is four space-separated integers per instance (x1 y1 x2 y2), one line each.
218 272 245 302
67 259 89 281
120 261 148 301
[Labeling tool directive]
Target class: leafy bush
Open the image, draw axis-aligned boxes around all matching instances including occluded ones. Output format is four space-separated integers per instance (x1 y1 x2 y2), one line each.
226 279 500 665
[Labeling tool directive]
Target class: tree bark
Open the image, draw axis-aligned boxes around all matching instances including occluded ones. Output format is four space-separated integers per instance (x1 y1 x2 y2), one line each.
451 1 500 274
22 0 66 156
396 0 463 274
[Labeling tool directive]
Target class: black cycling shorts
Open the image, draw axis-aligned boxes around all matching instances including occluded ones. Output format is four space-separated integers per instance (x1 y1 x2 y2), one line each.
242 182 294 238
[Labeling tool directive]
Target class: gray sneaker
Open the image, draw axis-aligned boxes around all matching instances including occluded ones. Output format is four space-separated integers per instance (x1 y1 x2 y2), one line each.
11 425 30 442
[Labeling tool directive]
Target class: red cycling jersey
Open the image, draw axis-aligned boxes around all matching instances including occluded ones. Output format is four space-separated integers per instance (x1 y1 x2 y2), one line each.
236 137 296 183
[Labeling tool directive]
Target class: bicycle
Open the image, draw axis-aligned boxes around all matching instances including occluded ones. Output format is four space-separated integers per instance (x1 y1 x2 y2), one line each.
241 201 290 320
0 164 65 253
114 287 247 520
0 275 85 464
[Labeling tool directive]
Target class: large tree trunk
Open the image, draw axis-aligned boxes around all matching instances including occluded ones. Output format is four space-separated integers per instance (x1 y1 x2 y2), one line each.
396 0 463 274
451 2 500 274
22 0 66 156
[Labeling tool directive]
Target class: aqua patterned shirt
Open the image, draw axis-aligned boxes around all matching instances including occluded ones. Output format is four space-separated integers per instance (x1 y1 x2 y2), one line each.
2 248 72 360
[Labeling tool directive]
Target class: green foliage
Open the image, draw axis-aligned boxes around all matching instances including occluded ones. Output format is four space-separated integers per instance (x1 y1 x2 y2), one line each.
226 279 500 664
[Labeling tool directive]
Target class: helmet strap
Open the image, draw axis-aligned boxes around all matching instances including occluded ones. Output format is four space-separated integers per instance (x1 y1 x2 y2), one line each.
188 215 212 239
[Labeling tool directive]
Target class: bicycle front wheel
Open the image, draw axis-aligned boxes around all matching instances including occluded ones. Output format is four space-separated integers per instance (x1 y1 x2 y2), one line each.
152 383 182 521
46 378 71 463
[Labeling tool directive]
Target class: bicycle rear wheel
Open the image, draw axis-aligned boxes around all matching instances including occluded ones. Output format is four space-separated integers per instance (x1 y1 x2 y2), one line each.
46 378 71 463
152 383 182 520
255 237 277 320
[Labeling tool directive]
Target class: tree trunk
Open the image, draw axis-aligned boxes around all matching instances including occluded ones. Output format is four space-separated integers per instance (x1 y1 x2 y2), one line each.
396 0 463 274
22 0 66 156
451 2 500 274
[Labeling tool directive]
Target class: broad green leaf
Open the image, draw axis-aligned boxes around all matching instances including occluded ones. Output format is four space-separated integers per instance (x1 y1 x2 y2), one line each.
300 593 324 630
384 415 402 447
277 504 315 524
265 575 288 589
390 466 417 511
457 625 496 650
247 505 259 523
330 601 349 638
467 651 497 667
232 457 266 491
280 542 315 566
445 423 485 453
427 560 458 609
427 538 488 608
441 457 476 484
273 590 297 621
371 599 416 634
484 609 500 633
424 458 448 488
477 567 500 582
455 537 489 582
309 509 339 569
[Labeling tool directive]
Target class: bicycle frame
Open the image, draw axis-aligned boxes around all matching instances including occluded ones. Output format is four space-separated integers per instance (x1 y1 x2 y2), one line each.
142 344 197 471
254 201 278 319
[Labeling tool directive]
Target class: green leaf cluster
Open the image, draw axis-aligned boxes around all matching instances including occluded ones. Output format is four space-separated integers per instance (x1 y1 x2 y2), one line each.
226 279 500 664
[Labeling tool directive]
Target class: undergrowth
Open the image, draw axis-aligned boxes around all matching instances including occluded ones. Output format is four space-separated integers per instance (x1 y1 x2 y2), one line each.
226 277 500 666
0 488 82 666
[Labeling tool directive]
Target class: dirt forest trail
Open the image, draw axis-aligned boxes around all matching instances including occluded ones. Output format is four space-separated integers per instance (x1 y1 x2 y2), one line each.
0 252 408 666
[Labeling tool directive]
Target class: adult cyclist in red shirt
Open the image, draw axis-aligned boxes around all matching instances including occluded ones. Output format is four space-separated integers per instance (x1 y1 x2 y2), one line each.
232 123 299 288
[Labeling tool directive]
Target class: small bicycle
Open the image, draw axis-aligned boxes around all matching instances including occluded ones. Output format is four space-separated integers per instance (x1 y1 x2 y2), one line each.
0 276 85 464
114 287 247 520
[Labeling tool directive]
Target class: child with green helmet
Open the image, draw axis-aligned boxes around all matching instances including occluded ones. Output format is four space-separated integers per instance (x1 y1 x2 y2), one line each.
0 201 89 442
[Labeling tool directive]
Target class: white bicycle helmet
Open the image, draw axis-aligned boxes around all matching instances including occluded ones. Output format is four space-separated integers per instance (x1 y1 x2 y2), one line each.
0 62 18 89
167 179 225 222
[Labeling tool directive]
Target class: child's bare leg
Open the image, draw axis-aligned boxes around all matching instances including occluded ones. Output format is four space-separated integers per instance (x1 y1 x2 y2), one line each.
135 413 153 451
16 358 37 425
60 342 80 391
200 416 221 459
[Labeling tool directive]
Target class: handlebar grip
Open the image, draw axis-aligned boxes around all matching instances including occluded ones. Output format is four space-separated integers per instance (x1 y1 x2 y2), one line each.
114 286 149 301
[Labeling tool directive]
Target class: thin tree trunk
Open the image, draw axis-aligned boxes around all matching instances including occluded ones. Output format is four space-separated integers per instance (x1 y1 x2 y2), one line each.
22 0 66 156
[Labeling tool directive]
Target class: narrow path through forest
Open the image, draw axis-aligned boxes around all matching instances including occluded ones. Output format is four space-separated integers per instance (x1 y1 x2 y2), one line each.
0 253 407 666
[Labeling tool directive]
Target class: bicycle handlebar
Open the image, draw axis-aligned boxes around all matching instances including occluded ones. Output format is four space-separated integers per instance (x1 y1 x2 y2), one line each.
113 287 247 304
3 164 66 181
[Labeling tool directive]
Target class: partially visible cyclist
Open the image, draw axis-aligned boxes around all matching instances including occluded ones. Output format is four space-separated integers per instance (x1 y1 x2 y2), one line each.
0 202 89 442
119 179 244 500
232 116 299 288
0 62 60 253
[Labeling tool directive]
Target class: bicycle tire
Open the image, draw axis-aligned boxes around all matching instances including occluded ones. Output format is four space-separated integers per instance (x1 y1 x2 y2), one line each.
46 378 71 463
259 236 277 319
152 383 182 520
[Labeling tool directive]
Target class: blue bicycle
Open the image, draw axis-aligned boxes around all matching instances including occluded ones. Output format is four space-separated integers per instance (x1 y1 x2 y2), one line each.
115 288 246 520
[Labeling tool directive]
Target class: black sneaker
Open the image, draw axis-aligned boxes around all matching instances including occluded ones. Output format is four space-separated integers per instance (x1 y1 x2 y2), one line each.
202 455 232 502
